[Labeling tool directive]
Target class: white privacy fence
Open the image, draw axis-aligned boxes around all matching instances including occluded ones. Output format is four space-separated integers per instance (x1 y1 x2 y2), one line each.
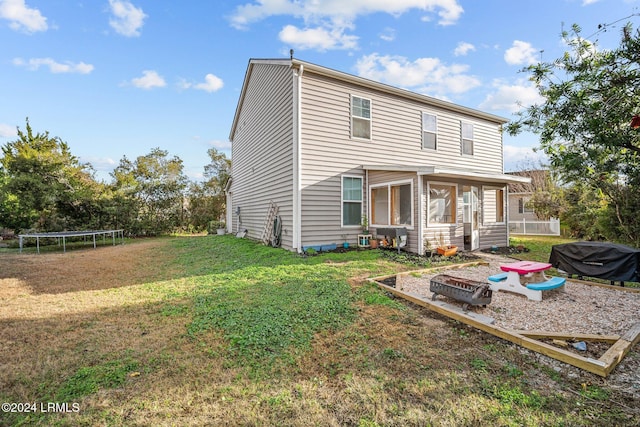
509 218 560 236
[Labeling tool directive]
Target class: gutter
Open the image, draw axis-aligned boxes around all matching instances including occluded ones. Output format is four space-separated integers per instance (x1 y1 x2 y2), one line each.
292 63 304 252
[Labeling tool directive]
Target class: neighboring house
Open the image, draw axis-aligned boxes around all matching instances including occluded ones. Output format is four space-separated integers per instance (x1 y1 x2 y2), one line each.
227 58 530 254
507 171 541 222
507 170 560 235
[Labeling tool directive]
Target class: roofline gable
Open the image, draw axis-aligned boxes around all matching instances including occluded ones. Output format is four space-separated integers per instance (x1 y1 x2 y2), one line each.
229 59 293 141
290 59 509 125
228 57 509 142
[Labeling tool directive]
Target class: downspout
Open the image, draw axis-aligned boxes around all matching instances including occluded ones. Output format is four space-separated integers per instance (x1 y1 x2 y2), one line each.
292 63 304 252
505 183 511 247
365 168 369 228
417 172 423 256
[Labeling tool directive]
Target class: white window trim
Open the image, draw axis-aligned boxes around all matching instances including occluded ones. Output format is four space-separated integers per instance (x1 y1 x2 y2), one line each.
422 111 437 150
341 174 363 228
351 94 372 140
369 179 414 229
482 185 507 225
427 181 459 226
461 121 474 156
521 197 535 214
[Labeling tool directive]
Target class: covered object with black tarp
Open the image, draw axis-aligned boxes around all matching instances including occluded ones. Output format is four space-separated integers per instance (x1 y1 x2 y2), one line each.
549 241 640 284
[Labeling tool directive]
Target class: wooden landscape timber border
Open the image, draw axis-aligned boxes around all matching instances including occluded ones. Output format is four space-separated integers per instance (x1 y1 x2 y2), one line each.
369 262 640 377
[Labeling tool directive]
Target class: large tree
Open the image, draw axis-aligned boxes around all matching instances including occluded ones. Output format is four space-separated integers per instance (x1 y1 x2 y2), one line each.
508 23 640 244
186 147 231 232
111 148 188 235
0 119 102 232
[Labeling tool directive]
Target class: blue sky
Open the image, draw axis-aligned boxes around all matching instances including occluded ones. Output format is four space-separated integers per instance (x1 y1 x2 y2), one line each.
1 0 638 182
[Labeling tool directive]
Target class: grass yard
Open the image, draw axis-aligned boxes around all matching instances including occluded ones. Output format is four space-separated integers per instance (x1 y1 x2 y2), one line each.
508 235 577 262
1 235 639 426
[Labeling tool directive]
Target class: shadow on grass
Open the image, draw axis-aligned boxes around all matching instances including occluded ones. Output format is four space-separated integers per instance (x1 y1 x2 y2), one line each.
1 235 639 425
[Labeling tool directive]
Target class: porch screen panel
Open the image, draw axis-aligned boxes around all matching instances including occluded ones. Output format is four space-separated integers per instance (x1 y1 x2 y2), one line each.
484 187 505 223
391 184 412 225
371 186 388 225
429 184 456 224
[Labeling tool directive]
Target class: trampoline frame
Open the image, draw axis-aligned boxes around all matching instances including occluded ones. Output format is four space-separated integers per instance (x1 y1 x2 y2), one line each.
18 230 124 253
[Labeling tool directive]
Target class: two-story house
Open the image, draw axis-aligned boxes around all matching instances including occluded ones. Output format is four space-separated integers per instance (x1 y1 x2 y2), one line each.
227 58 529 254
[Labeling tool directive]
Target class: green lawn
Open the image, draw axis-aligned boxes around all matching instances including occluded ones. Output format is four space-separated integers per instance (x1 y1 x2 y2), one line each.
1 235 638 426
508 235 577 262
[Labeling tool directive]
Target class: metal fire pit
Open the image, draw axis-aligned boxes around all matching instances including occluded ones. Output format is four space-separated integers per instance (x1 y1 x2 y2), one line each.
430 274 492 310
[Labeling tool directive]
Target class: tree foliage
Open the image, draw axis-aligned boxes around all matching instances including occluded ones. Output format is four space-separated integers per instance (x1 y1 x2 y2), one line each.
0 118 103 231
0 120 231 238
111 148 189 236
186 147 231 232
508 22 640 245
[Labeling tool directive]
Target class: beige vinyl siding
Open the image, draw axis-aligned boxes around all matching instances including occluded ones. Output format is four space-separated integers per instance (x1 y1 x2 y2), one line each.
298 71 506 249
300 72 504 171
230 63 294 249
480 224 508 248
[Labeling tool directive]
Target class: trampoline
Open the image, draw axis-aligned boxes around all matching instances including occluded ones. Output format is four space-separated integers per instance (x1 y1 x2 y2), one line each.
18 229 124 253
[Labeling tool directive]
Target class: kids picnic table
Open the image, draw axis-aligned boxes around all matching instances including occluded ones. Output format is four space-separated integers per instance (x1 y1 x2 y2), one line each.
488 260 565 301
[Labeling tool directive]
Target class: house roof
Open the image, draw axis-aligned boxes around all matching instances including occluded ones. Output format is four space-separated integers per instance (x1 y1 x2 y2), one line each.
229 57 510 141
506 170 548 193
362 164 531 185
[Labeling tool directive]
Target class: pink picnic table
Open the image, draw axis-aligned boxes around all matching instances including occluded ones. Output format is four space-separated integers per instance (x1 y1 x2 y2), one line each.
490 260 553 301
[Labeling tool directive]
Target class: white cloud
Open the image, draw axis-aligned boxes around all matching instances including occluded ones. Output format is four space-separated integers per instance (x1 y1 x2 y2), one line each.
453 41 475 56
208 139 232 151
504 40 539 66
108 0 146 37
479 79 544 113
355 53 481 97
379 27 395 42
230 0 463 29
195 74 224 92
230 0 463 51
503 145 547 171
130 70 166 89
0 0 47 33
80 156 116 170
0 123 16 138
582 0 600 5
180 73 224 93
279 24 358 51
12 57 94 74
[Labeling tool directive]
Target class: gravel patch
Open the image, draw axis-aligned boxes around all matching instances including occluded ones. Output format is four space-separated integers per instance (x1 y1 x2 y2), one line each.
392 252 640 397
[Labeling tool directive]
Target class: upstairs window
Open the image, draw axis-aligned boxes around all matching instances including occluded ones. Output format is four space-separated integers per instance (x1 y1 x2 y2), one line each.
342 176 363 226
422 112 437 150
351 96 371 139
461 122 474 155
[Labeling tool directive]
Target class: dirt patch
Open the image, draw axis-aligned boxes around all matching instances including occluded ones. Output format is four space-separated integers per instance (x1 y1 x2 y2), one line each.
0 239 175 295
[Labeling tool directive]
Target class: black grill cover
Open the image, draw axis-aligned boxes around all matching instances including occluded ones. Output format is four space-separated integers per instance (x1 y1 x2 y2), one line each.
548 242 640 282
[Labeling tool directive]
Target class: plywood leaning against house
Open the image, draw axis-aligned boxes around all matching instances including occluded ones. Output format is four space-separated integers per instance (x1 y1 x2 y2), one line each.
369 266 640 377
